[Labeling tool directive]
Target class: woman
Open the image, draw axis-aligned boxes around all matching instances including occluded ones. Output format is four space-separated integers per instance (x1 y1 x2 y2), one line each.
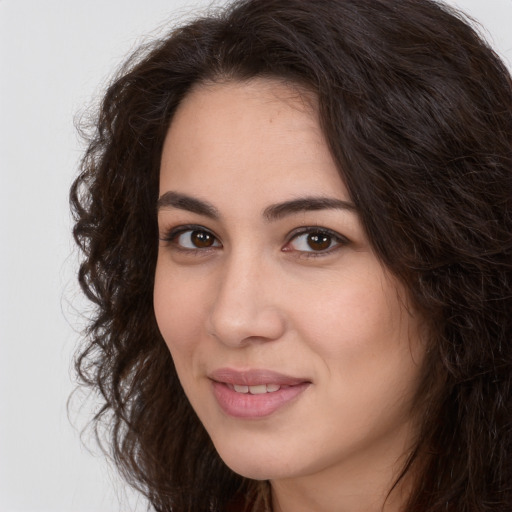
70 0 512 510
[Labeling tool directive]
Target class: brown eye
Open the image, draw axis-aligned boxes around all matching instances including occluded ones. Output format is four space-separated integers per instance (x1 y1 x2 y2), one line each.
307 233 331 251
285 228 347 254
170 228 221 250
191 230 215 248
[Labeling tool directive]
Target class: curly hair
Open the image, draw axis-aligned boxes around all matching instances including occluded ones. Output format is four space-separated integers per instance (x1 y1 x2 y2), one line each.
70 0 512 510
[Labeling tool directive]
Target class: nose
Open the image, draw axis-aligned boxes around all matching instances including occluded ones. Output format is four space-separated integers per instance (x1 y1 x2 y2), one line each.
207 253 287 347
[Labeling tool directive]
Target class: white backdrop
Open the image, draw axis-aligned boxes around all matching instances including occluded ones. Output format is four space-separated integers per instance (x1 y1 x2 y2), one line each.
0 1 511 511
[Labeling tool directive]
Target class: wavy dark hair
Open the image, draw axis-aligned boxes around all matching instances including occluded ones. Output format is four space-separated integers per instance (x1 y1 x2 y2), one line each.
70 0 512 510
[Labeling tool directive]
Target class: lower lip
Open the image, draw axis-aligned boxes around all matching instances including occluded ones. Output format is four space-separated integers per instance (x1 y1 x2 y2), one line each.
211 381 310 419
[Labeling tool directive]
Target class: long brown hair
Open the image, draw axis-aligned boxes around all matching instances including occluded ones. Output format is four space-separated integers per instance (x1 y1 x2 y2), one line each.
71 0 512 510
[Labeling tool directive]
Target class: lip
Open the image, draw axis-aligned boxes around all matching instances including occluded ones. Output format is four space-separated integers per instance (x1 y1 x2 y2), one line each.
209 368 311 419
209 368 309 386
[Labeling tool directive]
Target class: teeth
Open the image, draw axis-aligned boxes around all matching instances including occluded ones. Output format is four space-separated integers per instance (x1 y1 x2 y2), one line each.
249 384 267 395
232 384 281 394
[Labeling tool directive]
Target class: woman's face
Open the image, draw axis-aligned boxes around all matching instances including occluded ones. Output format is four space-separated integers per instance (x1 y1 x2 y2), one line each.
154 79 425 485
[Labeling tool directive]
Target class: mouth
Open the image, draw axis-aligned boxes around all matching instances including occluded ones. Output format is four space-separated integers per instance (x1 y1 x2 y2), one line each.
208 368 311 419
227 383 283 394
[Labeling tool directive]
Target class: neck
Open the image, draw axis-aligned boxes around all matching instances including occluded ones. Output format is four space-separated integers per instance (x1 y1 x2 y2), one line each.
271 474 411 512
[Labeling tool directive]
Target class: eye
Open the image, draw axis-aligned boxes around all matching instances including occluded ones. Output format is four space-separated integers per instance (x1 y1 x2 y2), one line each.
284 228 347 254
162 226 221 250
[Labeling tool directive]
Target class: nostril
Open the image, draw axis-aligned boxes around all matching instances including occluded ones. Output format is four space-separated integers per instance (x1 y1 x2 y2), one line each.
206 261 287 345
207 305 286 347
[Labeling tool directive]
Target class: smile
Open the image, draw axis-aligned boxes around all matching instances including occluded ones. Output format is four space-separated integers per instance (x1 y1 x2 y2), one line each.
229 383 282 394
209 368 311 419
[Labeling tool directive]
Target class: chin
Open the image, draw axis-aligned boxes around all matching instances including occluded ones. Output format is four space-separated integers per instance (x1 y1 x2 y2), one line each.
226 463 276 481
213 442 294 481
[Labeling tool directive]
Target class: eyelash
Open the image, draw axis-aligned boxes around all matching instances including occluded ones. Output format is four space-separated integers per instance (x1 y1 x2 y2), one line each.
160 224 222 255
160 224 349 257
284 227 349 258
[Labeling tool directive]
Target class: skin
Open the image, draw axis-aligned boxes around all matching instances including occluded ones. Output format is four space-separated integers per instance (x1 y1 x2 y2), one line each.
154 78 426 512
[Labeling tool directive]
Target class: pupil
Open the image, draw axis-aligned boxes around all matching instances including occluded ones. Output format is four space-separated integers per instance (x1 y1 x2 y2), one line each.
308 233 331 251
192 230 213 248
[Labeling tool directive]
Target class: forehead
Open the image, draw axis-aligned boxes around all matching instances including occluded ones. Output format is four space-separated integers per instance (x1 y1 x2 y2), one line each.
159 78 348 205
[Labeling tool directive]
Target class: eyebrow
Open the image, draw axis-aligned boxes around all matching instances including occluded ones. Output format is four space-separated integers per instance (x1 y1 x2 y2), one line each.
157 191 356 221
263 196 357 221
157 191 219 219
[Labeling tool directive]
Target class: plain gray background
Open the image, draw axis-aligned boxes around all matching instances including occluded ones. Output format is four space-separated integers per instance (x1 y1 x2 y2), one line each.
1 1 511 511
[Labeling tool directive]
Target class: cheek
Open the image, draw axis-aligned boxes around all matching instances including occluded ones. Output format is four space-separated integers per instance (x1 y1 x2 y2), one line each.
294 269 423 392
293 272 398 355
153 260 206 359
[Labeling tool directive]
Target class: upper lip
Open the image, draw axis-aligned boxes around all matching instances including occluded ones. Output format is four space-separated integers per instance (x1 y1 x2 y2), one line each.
209 368 310 386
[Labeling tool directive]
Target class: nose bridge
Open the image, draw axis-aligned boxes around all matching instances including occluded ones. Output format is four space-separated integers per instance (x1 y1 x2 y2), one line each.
208 248 285 346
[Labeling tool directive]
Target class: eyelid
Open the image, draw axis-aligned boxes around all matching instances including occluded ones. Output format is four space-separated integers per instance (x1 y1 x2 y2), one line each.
283 226 349 255
159 224 222 249
159 223 348 256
